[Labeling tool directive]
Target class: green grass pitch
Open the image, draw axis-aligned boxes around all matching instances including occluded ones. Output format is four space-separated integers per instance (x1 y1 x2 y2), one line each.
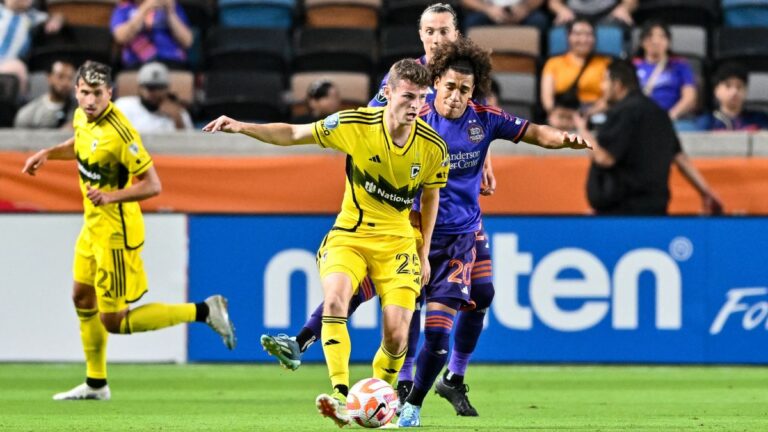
1 363 767 431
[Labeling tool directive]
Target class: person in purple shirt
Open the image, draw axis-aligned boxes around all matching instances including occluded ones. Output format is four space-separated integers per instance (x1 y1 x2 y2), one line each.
633 20 697 121
110 0 193 69
398 37 589 427
697 63 768 132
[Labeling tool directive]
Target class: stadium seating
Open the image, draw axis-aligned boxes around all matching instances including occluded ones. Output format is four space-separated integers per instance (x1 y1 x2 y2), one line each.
493 72 537 121
293 28 377 74
27 26 113 73
0 74 19 127
467 26 539 74
200 71 287 122
205 27 291 76
115 70 196 104
379 24 424 74
633 0 720 28
548 25 626 58
304 0 382 29
45 0 116 28
289 71 370 118
746 72 768 112
179 0 216 31
218 0 295 29
714 27 768 71
722 0 768 27
383 0 458 25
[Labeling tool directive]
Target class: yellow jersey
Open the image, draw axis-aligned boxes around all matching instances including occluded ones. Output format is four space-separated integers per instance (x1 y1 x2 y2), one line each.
312 107 449 238
73 102 153 249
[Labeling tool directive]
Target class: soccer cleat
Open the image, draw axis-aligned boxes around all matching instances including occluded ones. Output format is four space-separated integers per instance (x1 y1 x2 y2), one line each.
397 402 421 427
53 383 111 401
434 376 478 416
260 334 302 371
396 380 413 414
205 295 236 350
316 391 351 428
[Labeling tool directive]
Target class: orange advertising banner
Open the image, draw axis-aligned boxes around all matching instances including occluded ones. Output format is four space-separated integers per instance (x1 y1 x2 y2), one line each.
1 151 767 215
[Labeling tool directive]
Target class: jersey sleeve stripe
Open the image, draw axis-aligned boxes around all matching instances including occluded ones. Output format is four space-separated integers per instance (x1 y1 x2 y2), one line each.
512 120 530 143
415 130 448 159
415 122 448 154
423 181 447 186
133 158 153 176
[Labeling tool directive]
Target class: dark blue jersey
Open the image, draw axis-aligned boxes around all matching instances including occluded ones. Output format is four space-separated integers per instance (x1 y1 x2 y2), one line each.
415 100 529 235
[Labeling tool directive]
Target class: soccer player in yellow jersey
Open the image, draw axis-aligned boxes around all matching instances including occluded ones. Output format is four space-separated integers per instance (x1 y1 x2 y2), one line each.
22 61 236 401
204 58 448 427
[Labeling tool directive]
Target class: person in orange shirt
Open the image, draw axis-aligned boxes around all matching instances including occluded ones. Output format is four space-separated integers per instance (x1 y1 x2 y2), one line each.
540 18 611 120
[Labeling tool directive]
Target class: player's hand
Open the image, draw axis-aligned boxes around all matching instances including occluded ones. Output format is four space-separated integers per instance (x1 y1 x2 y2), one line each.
202 115 242 134
22 150 49 176
562 131 591 150
480 164 496 196
86 184 112 206
419 251 431 287
702 192 724 215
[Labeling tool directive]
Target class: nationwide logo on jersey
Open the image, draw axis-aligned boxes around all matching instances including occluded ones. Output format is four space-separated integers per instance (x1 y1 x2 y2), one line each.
468 124 485 144
410 163 421 179
352 164 418 211
76 152 125 189
323 113 340 130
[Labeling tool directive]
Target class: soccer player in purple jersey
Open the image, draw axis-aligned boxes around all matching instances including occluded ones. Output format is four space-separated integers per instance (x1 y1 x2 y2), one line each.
397 37 591 427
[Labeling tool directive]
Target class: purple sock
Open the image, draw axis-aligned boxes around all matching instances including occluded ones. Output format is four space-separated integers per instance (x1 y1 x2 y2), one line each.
296 277 374 352
448 350 472 376
408 310 454 407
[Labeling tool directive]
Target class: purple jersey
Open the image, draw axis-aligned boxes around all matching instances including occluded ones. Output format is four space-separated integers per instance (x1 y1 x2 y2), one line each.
416 100 529 235
368 56 434 107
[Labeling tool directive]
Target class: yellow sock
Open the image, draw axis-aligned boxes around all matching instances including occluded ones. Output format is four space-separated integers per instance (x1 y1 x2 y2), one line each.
77 307 108 380
119 303 196 334
372 344 407 387
321 316 351 392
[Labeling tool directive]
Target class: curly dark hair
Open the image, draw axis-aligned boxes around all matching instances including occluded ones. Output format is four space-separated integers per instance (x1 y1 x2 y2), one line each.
428 37 492 101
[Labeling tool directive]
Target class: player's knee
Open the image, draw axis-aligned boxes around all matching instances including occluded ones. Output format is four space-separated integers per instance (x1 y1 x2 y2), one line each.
471 283 495 311
71 285 96 309
99 313 124 334
382 326 409 354
323 295 348 317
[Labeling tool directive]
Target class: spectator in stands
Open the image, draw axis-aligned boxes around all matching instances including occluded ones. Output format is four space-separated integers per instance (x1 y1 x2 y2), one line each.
0 0 64 96
114 62 192 132
110 0 193 69
14 60 76 129
541 18 611 115
547 92 580 131
697 63 768 131
633 20 697 121
293 79 342 123
461 0 549 34
548 0 636 26
574 60 722 215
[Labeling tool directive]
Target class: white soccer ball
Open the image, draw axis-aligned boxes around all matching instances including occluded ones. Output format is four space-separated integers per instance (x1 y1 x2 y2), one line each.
346 378 398 428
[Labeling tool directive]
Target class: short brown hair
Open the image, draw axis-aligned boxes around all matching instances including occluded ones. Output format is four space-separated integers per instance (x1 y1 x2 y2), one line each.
76 60 112 87
429 37 492 100
386 58 431 90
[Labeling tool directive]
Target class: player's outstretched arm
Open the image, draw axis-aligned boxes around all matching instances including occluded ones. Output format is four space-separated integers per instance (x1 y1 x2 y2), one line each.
522 123 591 150
573 113 614 167
86 165 162 207
202 115 316 146
21 137 76 176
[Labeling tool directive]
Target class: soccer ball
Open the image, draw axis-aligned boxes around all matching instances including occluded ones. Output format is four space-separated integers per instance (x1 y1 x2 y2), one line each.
346 378 398 428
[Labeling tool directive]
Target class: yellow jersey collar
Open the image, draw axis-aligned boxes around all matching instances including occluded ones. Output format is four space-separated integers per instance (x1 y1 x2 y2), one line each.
89 102 114 124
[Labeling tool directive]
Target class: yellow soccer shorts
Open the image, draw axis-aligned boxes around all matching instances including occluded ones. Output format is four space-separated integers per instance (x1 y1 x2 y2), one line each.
72 227 148 313
317 231 421 310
